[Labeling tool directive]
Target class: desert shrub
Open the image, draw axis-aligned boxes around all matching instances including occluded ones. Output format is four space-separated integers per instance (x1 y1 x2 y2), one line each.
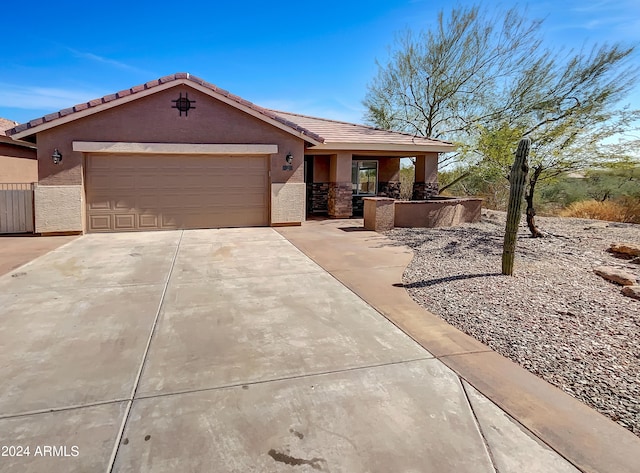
539 177 589 208
560 199 640 223
399 165 415 200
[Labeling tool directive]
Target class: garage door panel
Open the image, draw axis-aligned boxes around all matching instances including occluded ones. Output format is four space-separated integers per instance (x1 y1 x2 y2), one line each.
114 214 136 230
139 214 159 228
86 154 269 232
89 215 111 231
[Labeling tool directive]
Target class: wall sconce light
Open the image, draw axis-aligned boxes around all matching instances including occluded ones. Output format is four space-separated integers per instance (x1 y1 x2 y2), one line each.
52 148 63 165
285 153 293 164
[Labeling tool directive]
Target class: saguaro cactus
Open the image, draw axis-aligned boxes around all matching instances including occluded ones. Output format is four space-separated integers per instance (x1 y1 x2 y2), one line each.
502 137 530 275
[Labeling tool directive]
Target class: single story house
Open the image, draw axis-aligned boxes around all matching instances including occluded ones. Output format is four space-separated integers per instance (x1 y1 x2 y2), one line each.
0 118 37 184
7 73 453 234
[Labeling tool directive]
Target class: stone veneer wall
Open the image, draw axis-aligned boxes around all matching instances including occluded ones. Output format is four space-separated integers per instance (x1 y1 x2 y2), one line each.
378 181 401 199
309 182 329 214
412 181 439 200
328 182 352 218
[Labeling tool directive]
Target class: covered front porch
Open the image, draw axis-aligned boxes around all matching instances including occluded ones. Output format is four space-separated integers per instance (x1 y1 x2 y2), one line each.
304 152 439 217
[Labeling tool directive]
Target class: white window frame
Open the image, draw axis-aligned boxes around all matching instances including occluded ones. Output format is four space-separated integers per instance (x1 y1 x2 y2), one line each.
352 160 378 196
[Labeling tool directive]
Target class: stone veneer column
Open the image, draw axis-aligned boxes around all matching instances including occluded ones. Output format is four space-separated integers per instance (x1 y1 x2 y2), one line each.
328 153 353 218
378 181 401 199
413 153 439 200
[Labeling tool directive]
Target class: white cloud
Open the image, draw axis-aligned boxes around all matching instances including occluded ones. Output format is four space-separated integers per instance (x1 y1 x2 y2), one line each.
66 47 152 75
0 83 104 110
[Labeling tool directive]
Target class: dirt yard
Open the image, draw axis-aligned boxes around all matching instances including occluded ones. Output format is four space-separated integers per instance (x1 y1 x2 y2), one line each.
387 210 640 436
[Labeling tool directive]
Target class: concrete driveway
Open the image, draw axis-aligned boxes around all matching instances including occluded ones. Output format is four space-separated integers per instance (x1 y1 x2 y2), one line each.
0 228 578 472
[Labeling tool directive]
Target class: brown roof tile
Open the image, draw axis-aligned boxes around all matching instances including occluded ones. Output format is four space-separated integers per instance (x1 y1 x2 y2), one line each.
59 107 75 117
272 110 453 149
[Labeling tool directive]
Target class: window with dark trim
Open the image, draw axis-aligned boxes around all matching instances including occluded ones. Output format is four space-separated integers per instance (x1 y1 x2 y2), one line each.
352 160 378 195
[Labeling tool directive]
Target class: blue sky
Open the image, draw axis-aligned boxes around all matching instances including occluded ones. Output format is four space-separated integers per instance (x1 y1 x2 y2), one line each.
1 0 639 126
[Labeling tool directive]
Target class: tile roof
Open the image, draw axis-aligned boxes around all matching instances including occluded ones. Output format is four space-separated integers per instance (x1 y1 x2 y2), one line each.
272 110 453 149
6 73 324 143
0 118 36 148
6 73 454 152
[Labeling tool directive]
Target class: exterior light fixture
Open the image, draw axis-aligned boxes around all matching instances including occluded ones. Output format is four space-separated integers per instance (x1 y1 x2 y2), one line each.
285 153 293 164
52 148 63 165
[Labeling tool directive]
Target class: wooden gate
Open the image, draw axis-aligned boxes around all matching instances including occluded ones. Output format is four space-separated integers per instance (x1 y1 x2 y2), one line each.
0 183 35 234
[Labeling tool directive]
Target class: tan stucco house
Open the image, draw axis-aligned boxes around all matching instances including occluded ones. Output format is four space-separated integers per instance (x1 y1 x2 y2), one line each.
7 73 453 234
0 118 37 184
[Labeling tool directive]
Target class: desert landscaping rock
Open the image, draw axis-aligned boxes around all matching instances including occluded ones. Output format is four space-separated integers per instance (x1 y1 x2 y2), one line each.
387 210 640 437
622 285 640 300
610 242 640 257
593 266 638 286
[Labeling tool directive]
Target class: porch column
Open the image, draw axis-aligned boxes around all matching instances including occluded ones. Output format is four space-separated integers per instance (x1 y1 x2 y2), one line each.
412 152 439 200
328 152 352 218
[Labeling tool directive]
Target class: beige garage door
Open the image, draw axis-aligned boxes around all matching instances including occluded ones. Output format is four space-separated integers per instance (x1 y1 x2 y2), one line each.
86 154 269 232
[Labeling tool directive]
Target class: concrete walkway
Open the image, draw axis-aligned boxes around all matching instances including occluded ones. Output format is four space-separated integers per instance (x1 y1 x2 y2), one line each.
277 219 640 473
0 226 634 472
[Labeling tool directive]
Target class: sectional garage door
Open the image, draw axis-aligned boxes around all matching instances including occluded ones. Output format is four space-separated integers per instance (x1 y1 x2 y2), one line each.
86 154 269 232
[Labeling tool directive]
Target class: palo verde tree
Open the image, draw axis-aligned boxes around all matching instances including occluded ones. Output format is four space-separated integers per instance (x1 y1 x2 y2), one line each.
364 3 640 235
363 4 542 167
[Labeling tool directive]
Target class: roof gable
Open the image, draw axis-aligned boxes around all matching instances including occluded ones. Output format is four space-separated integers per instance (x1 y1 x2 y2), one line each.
6 73 455 153
8 73 324 145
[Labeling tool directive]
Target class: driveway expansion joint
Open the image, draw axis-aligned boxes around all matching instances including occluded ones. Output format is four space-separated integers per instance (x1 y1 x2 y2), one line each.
132 355 436 401
106 230 184 473
460 379 499 473
0 398 129 420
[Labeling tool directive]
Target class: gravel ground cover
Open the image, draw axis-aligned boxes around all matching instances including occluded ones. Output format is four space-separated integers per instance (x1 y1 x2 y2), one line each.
386 210 640 436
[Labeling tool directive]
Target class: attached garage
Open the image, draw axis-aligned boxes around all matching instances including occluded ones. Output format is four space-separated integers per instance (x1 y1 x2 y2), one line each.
85 154 269 232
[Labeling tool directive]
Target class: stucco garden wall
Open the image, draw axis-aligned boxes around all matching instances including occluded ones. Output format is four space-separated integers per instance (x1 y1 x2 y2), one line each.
34 185 83 233
394 198 483 228
363 197 483 232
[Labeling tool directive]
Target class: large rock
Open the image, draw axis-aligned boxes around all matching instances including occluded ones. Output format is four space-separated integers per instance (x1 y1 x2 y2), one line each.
593 266 637 286
609 242 640 257
622 285 640 300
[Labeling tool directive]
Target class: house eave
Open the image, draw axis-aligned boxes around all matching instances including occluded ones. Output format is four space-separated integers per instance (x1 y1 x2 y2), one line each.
0 135 37 149
306 141 455 153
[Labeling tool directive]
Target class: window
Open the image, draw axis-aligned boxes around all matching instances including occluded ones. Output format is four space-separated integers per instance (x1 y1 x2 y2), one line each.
352 160 378 195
